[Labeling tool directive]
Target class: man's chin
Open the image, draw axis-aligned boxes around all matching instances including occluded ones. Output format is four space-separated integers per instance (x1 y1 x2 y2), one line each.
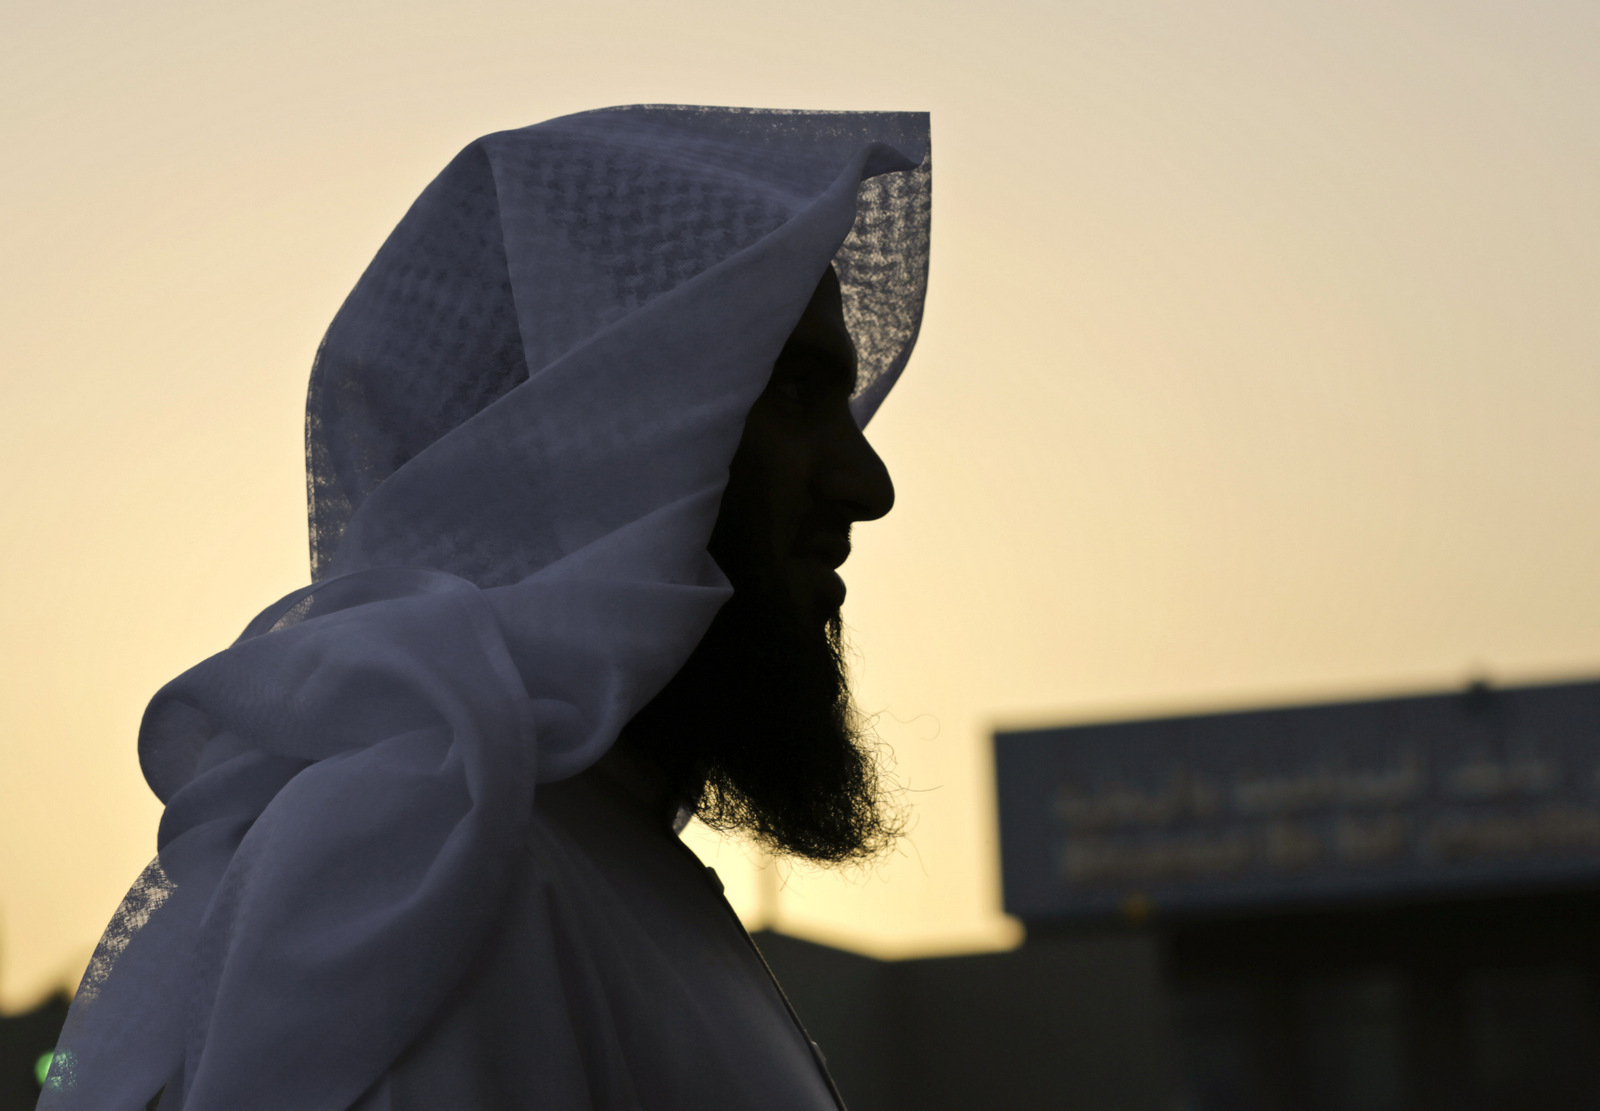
783 559 847 627
818 570 847 617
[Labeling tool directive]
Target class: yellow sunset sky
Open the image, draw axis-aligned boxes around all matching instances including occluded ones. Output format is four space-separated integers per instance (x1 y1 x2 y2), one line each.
3 0 1599 1010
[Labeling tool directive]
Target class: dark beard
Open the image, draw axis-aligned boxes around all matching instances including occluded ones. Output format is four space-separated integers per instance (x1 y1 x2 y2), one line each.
620 503 900 865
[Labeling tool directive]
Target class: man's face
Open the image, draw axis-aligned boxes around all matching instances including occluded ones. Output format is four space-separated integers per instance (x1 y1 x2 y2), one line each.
717 268 895 626
622 269 902 864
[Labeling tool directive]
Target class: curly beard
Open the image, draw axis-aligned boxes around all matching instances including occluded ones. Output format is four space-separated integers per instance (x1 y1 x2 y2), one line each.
619 463 902 865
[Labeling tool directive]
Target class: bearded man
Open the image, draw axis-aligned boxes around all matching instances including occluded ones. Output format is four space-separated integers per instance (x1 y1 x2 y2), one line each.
41 105 930 1111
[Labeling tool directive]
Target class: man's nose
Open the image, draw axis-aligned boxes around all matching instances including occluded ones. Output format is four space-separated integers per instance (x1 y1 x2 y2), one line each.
821 421 895 524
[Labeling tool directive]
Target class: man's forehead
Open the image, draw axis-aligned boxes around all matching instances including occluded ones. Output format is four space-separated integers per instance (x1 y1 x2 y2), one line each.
785 271 857 383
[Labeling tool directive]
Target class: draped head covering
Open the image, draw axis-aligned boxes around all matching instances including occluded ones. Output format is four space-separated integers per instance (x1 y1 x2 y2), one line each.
42 105 930 1111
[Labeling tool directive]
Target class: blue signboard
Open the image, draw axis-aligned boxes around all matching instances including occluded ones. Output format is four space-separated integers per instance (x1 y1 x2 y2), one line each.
995 680 1600 922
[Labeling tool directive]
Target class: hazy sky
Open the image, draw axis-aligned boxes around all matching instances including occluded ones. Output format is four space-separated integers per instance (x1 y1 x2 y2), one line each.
4 0 1598 1009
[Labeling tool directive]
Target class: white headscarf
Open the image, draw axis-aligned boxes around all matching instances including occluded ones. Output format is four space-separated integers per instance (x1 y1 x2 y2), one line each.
42 105 930 1111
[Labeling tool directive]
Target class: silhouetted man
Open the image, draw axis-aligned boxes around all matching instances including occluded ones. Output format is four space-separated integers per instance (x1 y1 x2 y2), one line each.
42 105 930 1111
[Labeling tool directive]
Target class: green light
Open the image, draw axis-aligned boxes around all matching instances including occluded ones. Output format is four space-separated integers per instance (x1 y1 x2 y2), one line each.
35 1049 54 1087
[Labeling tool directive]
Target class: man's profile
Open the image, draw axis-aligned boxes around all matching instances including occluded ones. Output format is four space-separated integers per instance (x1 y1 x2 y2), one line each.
40 105 930 1111
626 266 902 865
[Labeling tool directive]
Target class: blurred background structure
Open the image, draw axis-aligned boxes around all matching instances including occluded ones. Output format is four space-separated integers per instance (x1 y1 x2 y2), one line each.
4 0 1599 1107
750 679 1600 1110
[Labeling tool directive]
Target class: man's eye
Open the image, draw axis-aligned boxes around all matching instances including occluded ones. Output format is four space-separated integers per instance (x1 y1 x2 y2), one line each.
771 377 804 403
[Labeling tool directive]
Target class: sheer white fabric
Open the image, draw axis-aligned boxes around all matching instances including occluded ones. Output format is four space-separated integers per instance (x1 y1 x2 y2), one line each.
349 760 846 1111
41 106 929 1110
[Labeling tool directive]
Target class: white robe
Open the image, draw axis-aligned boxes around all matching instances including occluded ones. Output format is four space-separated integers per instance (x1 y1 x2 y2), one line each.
43 106 926 1111
356 760 842 1110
